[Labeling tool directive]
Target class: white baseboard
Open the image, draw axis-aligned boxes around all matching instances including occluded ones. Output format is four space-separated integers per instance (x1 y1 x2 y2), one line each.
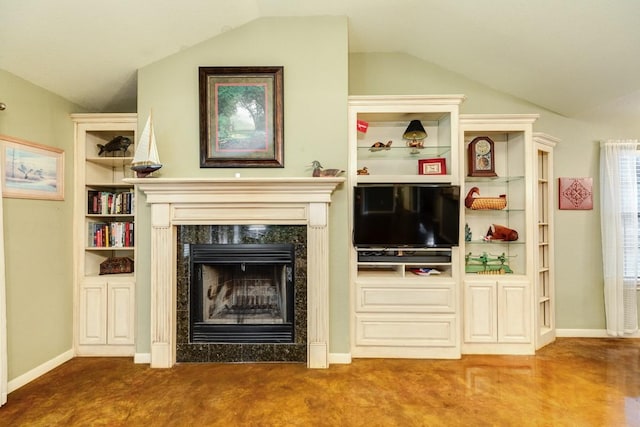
134 352 151 364
328 352 352 364
8 349 74 393
556 328 640 338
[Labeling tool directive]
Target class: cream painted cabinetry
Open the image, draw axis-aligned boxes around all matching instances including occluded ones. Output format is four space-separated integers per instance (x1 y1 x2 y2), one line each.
72 113 137 356
463 278 530 346
352 249 461 358
460 115 557 355
348 95 465 359
78 280 135 347
347 102 557 359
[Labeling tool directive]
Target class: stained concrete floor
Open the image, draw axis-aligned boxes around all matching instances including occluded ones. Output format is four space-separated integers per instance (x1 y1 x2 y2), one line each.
2 338 640 426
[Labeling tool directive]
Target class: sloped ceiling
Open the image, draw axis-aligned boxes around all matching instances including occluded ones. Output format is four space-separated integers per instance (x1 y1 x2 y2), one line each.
1 0 639 117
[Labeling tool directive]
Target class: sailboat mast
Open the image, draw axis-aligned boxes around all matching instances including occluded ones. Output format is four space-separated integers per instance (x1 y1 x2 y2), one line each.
147 113 153 157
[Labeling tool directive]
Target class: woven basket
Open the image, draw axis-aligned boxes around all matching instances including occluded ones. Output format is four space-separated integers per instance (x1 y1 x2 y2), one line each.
465 187 507 210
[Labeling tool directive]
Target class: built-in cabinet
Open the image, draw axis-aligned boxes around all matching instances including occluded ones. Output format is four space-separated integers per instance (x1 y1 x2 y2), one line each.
463 278 531 348
348 95 465 359
78 279 135 347
460 114 544 355
348 98 557 359
72 113 137 356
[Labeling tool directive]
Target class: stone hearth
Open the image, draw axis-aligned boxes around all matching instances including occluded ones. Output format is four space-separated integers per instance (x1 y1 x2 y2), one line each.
126 177 343 369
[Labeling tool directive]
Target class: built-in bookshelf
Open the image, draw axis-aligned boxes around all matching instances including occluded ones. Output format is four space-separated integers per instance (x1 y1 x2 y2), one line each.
71 113 137 356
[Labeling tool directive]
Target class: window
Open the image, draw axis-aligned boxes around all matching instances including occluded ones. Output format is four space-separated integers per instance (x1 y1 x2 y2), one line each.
622 156 640 278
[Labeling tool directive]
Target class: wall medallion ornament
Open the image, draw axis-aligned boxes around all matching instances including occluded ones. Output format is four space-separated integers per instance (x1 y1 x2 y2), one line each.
558 177 593 210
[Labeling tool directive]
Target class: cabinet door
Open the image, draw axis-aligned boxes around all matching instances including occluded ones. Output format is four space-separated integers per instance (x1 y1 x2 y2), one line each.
464 281 497 343
79 282 107 345
107 281 135 345
497 280 531 343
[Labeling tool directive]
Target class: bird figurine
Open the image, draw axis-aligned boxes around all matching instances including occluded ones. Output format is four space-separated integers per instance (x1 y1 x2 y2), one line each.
357 166 369 175
310 160 345 177
369 140 393 152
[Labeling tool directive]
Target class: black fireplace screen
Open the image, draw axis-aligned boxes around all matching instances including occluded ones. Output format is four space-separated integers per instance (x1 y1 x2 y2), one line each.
190 244 295 343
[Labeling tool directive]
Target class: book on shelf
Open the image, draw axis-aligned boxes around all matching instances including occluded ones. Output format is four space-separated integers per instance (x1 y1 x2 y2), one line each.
409 268 441 276
88 221 134 248
87 190 134 215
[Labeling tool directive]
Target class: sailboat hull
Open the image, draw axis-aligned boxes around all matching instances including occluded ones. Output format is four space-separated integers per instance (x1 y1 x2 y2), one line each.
131 164 162 178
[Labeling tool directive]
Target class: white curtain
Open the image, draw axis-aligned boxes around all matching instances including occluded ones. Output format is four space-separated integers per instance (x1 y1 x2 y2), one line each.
0 164 5 406
0 162 6 405
600 140 639 336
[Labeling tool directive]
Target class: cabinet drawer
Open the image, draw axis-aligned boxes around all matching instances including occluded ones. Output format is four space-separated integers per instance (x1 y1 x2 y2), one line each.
355 314 456 347
356 283 455 313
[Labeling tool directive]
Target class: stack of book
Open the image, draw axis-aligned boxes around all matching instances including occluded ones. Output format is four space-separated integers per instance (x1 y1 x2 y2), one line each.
88 221 134 248
87 190 134 215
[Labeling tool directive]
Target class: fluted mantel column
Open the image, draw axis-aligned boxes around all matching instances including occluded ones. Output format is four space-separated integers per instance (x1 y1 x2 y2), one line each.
126 177 344 369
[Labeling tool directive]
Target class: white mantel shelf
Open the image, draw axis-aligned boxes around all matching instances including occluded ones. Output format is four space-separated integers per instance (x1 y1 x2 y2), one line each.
124 177 344 202
127 177 344 369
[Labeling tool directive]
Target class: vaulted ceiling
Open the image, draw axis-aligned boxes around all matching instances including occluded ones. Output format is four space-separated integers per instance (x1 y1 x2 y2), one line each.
1 0 639 118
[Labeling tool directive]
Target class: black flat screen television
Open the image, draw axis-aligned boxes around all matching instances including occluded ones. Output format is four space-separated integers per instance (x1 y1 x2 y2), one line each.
353 183 460 248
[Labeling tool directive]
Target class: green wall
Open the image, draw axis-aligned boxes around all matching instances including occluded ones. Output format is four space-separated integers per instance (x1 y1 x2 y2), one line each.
0 69 80 380
136 16 350 353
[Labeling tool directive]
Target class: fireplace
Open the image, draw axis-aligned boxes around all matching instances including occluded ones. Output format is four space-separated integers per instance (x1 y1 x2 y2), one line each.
127 177 344 368
176 225 307 363
190 244 295 344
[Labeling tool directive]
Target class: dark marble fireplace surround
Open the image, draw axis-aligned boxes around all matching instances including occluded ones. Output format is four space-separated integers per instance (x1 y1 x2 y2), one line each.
176 225 307 363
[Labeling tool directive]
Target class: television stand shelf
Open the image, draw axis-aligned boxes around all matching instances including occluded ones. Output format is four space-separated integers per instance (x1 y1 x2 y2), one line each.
352 246 460 359
357 249 452 264
355 247 456 278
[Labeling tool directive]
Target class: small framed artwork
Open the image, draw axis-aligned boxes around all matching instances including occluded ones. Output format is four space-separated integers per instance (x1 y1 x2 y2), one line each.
418 158 447 175
0 135 64 200
559 177 593 210
199 66 284 168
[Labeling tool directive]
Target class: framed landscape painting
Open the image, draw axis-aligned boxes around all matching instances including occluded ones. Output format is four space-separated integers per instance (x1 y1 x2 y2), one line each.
0 135 64 200
199 66 284 168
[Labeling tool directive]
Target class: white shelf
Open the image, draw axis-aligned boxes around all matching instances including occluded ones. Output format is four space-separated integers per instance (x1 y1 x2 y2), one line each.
86 182 133 188
356 174 453 184
85 246 135 251
87 156 133 166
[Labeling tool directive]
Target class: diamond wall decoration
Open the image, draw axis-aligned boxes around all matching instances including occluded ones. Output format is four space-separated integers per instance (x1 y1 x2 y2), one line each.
559 177 593 210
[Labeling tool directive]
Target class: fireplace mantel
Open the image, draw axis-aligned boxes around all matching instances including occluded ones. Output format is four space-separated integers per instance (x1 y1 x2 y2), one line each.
126 177 344 368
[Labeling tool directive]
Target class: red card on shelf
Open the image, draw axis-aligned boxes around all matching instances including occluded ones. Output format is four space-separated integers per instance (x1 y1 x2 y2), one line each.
357 120 369 133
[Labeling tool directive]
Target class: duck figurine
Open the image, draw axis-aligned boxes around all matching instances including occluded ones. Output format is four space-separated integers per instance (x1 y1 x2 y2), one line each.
310 160 345 177
465 187 507 210
357 166 369 175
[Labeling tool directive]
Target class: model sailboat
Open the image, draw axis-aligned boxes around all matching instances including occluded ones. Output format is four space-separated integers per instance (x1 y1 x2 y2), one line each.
131 113 162 178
